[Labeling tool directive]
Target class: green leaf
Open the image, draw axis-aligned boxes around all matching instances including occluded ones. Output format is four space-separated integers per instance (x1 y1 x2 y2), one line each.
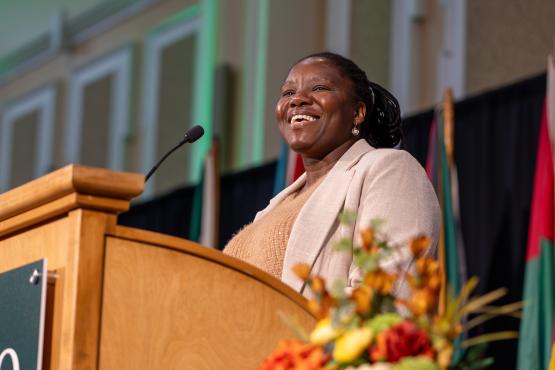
451 343 494 370
338 210 357 225
335 238 353 251
461 331 518 348
330 279 348 300
456 276 479 307
370 218 385 229
353 252 379 272
468 357 495 369
458 288 507 318
276 311 309 341
463 301 523 331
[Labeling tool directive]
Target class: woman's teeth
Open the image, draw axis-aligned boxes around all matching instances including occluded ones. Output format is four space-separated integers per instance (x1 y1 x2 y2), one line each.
291 114 317 123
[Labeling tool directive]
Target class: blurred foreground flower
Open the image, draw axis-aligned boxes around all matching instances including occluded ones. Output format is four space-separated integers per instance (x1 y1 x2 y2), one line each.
333 327 373 363
258 218 521 370
256 339 330 370
370 321 433 363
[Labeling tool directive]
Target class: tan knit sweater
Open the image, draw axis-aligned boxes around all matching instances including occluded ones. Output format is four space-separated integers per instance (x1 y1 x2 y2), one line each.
223 179 322 278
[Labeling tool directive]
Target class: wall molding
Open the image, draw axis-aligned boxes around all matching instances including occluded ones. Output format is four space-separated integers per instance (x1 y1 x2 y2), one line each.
65 46 132 170
140 7 201 197
238 0 269 167
0 84 56 192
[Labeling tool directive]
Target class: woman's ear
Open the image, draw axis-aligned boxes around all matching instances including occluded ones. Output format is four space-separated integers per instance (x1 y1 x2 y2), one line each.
354 102 366 125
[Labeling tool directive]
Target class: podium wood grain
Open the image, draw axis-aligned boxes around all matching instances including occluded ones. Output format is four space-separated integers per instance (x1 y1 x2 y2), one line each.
0 165 316 370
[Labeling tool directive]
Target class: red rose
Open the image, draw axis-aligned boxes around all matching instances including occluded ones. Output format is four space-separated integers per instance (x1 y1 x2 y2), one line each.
372 321 434 363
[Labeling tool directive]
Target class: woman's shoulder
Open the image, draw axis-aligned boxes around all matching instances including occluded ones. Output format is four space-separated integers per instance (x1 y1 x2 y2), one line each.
358 147 424 173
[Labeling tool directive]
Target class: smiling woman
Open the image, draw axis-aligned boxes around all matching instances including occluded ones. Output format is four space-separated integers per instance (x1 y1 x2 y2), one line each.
224 52 440 298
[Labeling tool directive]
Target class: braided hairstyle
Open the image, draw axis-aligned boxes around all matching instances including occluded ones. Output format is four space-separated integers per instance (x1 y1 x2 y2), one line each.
295 52 403 148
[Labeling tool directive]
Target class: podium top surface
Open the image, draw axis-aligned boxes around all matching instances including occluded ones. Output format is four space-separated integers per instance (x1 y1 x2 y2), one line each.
0 165 144 223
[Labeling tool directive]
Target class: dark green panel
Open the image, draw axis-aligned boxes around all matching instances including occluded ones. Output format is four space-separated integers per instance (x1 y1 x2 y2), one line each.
0 259 47 370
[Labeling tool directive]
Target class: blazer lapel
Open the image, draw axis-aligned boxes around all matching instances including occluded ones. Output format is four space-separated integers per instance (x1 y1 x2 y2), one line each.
254 173 307 220
282 140 374 291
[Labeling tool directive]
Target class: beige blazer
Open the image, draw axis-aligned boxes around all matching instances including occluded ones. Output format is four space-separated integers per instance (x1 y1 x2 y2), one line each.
255 139 441 297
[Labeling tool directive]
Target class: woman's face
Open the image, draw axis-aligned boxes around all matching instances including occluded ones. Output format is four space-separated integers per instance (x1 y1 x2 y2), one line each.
275 57 365 159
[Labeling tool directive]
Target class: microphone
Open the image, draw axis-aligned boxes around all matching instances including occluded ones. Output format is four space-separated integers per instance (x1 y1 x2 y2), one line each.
144 125 205 183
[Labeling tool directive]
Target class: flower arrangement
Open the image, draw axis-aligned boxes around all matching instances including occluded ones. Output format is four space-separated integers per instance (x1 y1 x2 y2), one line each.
257 217 521 370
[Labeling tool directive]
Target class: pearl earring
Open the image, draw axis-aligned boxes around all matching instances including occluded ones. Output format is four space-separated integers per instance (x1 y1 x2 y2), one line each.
352 125 360 136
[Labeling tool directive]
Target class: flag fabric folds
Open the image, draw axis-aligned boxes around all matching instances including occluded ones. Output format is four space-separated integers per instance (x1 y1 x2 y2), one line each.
517 56 555 370
190 137 220 248
425 89 466 312
425 89 467 362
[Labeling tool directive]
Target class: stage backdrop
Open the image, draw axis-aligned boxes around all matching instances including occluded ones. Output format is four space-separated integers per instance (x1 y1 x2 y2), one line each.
119 72 547 370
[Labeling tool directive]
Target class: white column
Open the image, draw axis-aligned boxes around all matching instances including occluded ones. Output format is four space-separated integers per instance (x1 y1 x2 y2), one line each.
325 0 352 57
389 0 415 114
436 0 466 100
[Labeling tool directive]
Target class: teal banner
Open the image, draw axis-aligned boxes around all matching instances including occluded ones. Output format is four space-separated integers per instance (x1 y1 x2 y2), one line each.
0 260 47 370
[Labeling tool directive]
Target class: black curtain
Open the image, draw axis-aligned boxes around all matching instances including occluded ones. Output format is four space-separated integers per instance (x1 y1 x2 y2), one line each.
119 162 276 248
403 73 546 369
120 73 547 370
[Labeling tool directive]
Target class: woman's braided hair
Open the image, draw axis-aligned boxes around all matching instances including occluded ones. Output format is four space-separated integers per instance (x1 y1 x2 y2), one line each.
296 52 403 148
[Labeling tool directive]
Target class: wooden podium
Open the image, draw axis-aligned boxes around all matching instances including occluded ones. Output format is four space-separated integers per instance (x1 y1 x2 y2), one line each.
0 165 316 370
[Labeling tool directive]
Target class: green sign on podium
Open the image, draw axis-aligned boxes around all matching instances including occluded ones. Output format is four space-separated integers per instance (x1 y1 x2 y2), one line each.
0 260 47 370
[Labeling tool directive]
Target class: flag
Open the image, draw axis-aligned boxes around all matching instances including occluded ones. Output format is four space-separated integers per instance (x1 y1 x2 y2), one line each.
517 57 555 370
425 89 467 362
273 141 304 195
425 89 466 311
190 137 220 247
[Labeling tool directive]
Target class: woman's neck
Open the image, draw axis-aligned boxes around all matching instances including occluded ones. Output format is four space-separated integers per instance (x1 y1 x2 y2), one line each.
302 139 356 188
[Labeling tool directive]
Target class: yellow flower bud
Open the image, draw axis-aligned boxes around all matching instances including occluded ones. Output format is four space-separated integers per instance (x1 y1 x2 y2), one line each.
437 345 453 370
309 317 340 345
333 327 373 363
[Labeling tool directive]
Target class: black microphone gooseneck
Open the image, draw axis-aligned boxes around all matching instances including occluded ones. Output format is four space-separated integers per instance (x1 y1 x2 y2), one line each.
144 125 205 183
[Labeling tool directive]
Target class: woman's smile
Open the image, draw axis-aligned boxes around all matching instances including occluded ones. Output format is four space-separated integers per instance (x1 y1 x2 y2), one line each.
289 112 321 129
275 57 363 159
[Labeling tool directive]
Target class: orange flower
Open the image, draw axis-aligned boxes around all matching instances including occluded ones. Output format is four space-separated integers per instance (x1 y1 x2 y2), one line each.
363 269 397 295
307 293 337 319
410 235 431 257
256 339 330 370
351 285 374 315
415 257 439 277
370 330 388 362
360 228 376 252
310 276 326 295
293 263 311 281
409 257 441 292
401 289 438 317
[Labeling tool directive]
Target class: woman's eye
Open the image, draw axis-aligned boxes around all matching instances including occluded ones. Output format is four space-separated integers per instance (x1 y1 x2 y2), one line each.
281 90 294 97
313 85 329 91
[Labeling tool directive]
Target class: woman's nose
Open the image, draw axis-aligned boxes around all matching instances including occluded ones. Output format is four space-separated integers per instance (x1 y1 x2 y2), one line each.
289 91 311 107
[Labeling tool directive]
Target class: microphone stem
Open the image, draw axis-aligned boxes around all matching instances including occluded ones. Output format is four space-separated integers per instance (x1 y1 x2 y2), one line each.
144 137 188 183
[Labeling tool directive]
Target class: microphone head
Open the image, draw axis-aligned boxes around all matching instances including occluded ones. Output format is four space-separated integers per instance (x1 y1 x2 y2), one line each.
185 125 205 143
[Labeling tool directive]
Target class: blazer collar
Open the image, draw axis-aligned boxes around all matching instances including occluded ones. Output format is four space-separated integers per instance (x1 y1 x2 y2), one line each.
274 140 373 199
329 139 375 172
280 139 375 290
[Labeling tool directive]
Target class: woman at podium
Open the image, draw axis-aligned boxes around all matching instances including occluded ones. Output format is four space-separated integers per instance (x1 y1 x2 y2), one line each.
224 52 440 297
